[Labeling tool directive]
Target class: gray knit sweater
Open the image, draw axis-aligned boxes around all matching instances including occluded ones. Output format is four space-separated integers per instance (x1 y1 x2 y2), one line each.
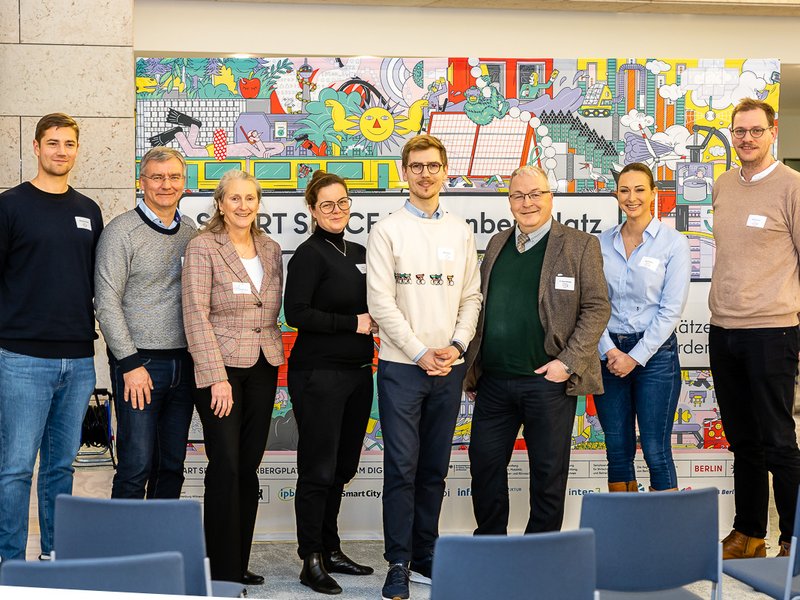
95 206 197 372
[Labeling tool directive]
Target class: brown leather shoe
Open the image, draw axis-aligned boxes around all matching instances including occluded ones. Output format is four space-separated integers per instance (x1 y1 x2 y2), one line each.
608 482 628 492
777 541 791 557
721 530 766 559
626 480 639 492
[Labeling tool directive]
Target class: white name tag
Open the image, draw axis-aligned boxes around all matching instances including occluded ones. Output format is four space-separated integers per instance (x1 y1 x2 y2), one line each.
746 214 767 228
180 256 185 267
356 263 367 274
75 216 92 230
554 275 575 291
232 282 251 294
437 247 455 261
639 256 660 272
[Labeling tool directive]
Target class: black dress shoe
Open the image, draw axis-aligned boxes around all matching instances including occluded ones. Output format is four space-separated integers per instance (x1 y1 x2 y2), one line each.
300 552 342 595
241 570 264 585
323 549 374 576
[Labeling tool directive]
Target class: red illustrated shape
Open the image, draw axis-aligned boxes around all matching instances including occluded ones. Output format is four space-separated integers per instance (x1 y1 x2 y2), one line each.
238 77 261 99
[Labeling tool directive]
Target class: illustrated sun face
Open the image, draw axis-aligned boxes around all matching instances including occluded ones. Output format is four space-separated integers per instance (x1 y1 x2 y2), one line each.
359 107 396 142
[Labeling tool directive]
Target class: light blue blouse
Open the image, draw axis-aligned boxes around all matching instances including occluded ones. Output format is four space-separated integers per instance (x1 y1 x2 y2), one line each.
598 217 691 366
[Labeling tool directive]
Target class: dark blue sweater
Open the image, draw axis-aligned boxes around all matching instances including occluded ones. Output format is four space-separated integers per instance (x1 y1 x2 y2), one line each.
0 182 103 358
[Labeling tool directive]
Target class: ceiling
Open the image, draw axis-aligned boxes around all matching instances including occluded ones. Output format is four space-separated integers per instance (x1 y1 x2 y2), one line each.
185 0 800 17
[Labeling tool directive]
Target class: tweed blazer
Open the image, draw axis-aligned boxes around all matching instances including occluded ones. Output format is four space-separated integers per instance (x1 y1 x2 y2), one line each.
464 219 610 396
182 230 284 388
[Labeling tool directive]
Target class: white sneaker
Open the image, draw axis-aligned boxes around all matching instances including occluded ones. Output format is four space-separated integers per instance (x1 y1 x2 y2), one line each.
38 553 52 561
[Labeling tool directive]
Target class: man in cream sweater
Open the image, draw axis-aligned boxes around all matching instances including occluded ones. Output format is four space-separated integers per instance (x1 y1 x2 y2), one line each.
367 135 482 600
709 98 800 560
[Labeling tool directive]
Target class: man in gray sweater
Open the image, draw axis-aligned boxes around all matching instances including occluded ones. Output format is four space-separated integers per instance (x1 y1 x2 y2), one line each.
95 147 197 498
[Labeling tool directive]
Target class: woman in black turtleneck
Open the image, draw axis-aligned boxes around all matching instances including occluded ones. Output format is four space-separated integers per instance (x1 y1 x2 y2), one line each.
284 170 377 595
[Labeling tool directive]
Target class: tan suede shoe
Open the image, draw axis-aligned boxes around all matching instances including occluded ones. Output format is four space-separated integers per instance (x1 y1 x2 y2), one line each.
721 530 766 559
777 541 791 557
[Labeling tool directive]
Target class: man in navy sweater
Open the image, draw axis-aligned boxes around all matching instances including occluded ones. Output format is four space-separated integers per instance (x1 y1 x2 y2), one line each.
0 114 103 562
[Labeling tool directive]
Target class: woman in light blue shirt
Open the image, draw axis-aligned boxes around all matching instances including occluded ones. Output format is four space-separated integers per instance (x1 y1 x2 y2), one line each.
595 162 691 492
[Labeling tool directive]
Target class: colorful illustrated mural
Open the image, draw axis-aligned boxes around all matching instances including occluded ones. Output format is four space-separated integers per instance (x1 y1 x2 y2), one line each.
138 56 779 454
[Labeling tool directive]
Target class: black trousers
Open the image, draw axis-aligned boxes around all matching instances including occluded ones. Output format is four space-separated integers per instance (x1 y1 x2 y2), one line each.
709 325 800 542
469 373 575 535
288 367 373 559
194 354 278 581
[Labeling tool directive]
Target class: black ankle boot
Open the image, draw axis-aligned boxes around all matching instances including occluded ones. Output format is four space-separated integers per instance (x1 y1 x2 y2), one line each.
148 126 182 147
300 553 342 595
166 108 202 128
323 549 374 575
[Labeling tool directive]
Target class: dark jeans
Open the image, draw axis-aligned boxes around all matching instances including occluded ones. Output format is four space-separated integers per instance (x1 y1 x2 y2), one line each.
110 353 195 499
469 373 575 535
378 360 466 564
289 367 373 559
194 354 278 581
594 332 681 490
709 325 800 542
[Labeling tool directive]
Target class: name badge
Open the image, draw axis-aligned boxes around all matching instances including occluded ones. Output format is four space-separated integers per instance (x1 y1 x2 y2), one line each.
554 275 575 291
180 257 185 267
356 263 367 274
639 256 660 272
232 282 251 294
746 214 767 228
75 216 92 230
437 247 455 261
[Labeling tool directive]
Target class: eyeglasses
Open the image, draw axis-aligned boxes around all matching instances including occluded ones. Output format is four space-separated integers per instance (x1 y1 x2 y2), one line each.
509 190 552 202
407 162 443 175
141 174 185 183
317 197 352 214
730 126 773 139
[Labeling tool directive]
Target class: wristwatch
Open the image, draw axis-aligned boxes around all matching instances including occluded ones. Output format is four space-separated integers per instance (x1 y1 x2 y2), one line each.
450 340 466 359
559 360 574 375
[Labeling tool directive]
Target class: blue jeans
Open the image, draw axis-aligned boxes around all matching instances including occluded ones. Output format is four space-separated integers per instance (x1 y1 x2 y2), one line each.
378 360 466 564
110 353 194 499
594 332 681 490
0 348 95 560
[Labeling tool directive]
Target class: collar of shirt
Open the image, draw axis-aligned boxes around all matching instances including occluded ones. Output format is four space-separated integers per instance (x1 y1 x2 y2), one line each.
610 216 661 256
403 199 444 220
739 159 779 183
516 218 552 252
137 198 181 230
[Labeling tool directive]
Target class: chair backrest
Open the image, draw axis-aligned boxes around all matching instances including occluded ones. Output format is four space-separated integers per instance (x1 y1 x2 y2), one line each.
580 487 720 592
792 485 800 577
431 529 596 600
54 495 209 596
0 551 185 594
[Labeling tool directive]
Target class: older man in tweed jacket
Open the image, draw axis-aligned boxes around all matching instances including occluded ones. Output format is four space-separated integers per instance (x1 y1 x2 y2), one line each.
464 165 610 536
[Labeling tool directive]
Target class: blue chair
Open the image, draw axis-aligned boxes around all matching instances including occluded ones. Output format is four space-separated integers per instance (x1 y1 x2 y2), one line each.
0 551 185 594
431 529 598 600
53 495 245 597
580 487 722 599
723 485 800 599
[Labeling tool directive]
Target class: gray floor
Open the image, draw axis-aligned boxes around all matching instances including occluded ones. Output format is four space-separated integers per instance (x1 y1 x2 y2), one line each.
244 540 770 599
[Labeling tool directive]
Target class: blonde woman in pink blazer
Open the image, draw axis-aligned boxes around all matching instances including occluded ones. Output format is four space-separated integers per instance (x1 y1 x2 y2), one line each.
182 169 284 586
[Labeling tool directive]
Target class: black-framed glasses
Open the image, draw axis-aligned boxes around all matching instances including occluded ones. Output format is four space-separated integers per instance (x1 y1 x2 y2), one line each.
141 174 185 183
509 190 552 202
407 162 443 175
730 126 773 139
317 197 352 214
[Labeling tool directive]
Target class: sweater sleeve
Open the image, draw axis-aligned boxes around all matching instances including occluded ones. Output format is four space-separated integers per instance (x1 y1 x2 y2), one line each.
451 226 483 347
94 221 142 372
0 200 8 277
284 243 358 333
366 221 427 361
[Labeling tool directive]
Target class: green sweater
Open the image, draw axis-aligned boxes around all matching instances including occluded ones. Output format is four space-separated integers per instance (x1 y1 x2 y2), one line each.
481 232 550 377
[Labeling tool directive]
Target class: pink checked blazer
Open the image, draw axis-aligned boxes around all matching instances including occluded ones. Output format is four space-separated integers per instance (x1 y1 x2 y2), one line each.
182 230 285 388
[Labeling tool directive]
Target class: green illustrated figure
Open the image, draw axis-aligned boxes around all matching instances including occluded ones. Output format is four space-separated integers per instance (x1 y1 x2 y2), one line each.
464 76 510 125
520 69 560 99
